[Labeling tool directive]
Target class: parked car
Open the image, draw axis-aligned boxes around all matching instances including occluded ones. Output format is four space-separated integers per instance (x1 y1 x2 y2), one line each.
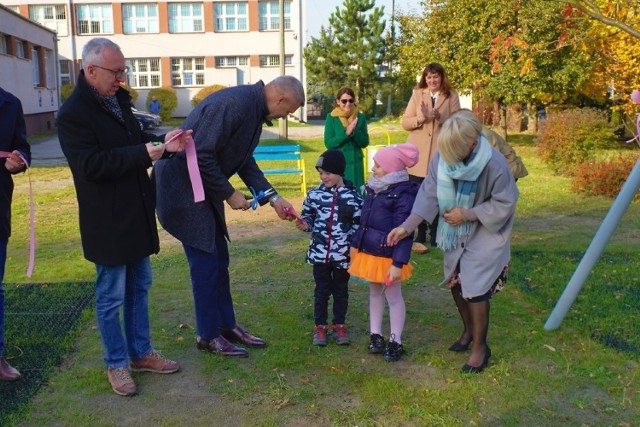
132 107 162 130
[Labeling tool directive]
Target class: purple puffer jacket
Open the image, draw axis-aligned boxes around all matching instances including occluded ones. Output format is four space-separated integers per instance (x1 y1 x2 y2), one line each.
351 180 419 267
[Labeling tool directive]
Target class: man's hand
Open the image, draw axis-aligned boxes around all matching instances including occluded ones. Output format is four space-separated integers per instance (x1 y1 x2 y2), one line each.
164 128 191 152
5 150 26 173
272 197 293 220
387 227 408 246
146 142 165 161
226 190 251 210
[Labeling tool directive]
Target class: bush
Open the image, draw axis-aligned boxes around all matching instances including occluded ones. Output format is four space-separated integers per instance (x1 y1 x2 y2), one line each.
191 85 226 107
537 108 615 176
572 154 640 198
146 87 178 122
60 83 75 103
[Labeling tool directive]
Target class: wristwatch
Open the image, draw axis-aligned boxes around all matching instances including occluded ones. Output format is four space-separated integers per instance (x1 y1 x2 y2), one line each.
269 194 282 207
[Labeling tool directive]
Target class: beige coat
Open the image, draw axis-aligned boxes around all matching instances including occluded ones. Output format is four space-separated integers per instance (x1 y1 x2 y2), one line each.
481 128 528 180
402 88 460 178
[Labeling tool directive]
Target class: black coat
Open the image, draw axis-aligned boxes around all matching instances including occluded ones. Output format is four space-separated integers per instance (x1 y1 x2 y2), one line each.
0 88 31 242
57 72 160 266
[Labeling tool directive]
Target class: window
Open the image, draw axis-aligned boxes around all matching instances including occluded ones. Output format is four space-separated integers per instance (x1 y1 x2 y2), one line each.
15 39 25 58
33 49 41 86
168 3 203 33
0 35 7 55
29 5 68 36
76 4 113 35
214 2 247 32
215 56 249 67
171 58 205 86
126 58 161 88
59 60 71 85
123 4 159 34
258 1 290 31
259 54 292 67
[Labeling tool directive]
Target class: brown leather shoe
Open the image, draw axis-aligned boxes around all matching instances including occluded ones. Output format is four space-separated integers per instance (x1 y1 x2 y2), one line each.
0 357 21 381
196 336 249 357
130 351 180 374
107 367 136 396
220 325 267 348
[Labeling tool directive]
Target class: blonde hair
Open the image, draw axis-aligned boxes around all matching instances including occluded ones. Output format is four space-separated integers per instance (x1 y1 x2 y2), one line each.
437 110 482 165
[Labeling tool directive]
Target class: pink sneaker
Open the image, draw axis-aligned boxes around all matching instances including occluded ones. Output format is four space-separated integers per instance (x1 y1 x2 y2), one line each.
107 367 136 396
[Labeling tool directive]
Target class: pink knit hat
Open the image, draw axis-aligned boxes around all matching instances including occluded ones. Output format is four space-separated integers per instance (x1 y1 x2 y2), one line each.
373 143 419 173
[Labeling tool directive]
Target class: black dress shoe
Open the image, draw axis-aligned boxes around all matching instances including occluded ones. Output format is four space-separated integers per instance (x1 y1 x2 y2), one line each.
220 326 267 348
196 336 249 357
461 346 491 374
448 339 472 352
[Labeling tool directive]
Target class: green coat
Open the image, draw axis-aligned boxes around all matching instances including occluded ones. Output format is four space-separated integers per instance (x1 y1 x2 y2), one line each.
324 112 369 189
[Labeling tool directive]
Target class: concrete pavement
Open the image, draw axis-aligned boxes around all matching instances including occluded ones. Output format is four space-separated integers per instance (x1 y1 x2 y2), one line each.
29 120 326 167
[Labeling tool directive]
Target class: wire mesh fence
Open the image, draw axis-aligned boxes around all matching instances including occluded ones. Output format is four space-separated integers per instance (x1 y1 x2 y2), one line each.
0 282 94 424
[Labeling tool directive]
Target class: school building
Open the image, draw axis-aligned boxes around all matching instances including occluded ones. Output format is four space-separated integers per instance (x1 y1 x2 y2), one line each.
0 5 59 134
1 0 307 119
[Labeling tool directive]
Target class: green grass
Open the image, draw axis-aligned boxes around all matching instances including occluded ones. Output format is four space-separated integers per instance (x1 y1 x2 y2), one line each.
2 130 640 425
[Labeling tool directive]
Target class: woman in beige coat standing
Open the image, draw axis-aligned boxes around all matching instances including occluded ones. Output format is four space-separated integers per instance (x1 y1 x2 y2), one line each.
402 63 460 252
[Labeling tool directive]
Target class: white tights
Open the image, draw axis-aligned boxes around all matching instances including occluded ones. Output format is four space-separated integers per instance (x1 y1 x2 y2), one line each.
369 282 406 344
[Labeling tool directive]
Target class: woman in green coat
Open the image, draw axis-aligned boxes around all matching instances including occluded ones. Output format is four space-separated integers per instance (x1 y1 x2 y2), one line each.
324 87 370 189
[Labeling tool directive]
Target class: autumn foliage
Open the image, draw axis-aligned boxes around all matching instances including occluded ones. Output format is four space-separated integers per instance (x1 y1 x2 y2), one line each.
537 108 614 176
572 154 640 199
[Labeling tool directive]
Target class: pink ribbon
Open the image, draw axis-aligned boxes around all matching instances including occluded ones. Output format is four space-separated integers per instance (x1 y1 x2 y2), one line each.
0 151 34 277
184 135 204 203
627 89 640 147
163 131 204 203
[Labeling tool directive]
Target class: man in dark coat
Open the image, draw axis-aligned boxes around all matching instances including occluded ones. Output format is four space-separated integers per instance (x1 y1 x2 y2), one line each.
154 76 305 357
57 37 188 397
0 87 31 382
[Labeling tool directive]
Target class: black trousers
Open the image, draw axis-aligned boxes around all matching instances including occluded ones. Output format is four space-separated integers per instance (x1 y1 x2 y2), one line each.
312 264 350 326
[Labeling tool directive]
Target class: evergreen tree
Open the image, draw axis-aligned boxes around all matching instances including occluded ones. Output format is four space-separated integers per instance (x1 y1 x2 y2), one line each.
304 0 386 115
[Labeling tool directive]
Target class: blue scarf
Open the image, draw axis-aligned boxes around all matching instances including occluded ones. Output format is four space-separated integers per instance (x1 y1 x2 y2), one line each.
436 135 492 250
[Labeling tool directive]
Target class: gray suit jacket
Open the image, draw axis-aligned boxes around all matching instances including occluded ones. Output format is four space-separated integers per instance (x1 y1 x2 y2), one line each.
154 81 274 252
412 149 519 298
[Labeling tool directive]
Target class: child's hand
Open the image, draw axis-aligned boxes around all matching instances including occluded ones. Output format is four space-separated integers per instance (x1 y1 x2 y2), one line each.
296 220 309 231
386 266 402 286
387 227 408 246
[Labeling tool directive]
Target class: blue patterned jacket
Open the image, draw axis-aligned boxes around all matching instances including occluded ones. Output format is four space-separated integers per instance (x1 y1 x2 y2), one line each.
301 182 362 269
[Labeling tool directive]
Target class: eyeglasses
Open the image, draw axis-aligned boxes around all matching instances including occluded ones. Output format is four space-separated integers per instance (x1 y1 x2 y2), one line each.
340 99 355 105
92 64 129 79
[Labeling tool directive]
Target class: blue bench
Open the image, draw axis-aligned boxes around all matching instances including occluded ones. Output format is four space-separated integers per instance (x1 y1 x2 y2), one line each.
254 144 307 194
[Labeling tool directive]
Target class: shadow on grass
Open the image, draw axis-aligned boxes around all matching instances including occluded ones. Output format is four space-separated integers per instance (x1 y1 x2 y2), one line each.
0 282 94 425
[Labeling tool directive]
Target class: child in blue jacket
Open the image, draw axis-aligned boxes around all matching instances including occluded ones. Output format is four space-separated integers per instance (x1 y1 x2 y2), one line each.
297 149 362 346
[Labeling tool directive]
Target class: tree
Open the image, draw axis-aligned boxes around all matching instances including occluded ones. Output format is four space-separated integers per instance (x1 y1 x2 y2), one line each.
549 1 640 116
395 0 592 132
304 0 387 115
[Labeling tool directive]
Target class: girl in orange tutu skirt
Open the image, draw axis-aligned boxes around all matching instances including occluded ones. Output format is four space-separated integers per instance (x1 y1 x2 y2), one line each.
348 143 419 361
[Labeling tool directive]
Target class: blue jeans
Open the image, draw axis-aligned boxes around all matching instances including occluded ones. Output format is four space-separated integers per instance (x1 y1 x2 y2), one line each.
183 227 236 341
0 239 7 357
95 258 153 368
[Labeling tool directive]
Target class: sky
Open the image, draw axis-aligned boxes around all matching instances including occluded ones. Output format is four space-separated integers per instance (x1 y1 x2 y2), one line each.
305 0 419 40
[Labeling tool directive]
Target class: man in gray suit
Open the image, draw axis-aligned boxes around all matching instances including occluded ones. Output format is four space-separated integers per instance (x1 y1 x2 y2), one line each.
155 76 305 357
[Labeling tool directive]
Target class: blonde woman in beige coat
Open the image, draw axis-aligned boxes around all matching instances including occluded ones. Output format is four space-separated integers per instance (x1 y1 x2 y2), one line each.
402 63 460 252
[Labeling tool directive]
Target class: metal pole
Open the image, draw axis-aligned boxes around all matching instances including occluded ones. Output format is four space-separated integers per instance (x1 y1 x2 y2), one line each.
278 0 288 140
544 155 640 330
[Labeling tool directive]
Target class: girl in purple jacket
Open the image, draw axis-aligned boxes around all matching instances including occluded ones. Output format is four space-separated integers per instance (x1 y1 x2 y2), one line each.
349 143 419 361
